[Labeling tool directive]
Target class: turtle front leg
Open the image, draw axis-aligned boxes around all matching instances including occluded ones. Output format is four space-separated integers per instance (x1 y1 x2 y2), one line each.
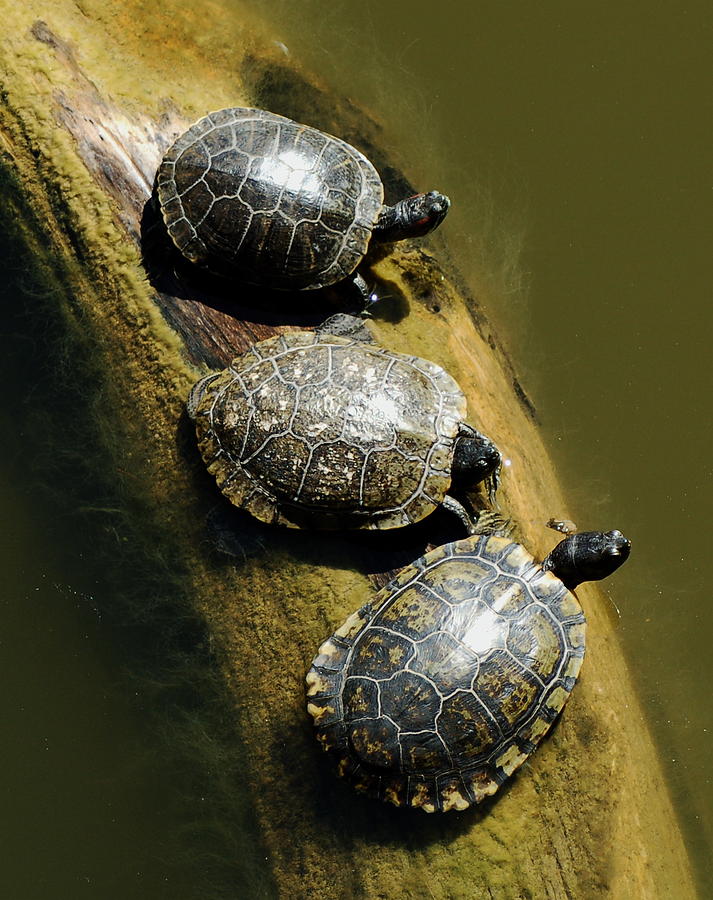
345 271 379 316
441 495 478 535
441 499 513 538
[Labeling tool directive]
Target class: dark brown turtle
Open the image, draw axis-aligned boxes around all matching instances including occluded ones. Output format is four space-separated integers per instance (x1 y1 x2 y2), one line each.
306 528 631 811
156 107 450 301
187 329 500 531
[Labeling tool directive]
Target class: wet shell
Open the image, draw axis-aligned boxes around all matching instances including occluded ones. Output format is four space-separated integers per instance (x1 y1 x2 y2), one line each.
156 107 384 289
190 330 467 530
306 534 586 811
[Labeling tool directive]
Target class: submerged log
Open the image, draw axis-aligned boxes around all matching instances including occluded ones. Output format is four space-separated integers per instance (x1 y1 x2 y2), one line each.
0 1 696 897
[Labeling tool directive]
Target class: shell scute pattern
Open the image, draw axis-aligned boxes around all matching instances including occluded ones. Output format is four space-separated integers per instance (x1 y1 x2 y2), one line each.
411 631 480 694
306 534 586 810
381 670 441 733
342 678 380 719
474 650 542 729
349 628 415 678
480 575 531 618
157 107 384 289
507 606 566 683
438 691 502 762
192 332 467 529
376 585 453 641
400 731 450 776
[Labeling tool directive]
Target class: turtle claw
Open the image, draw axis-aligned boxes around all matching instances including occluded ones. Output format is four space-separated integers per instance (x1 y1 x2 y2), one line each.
359 295 378 319
482 465 501 509
546 518 578 535
441 495 478 536
349 272 379 316
469 510 513 538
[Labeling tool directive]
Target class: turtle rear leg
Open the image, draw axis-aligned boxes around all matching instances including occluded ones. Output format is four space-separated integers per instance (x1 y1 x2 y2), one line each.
316 312 376 343
205 502 269 563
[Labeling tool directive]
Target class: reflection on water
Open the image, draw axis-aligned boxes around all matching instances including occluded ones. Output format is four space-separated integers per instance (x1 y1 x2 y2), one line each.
0 479 170 899
0 229 273 898
0 279 171 896
262 0 712 892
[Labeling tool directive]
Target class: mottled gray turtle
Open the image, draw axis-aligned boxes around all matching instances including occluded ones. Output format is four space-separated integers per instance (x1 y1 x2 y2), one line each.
156 107 450 300
188 330 500 530
306 528 630 811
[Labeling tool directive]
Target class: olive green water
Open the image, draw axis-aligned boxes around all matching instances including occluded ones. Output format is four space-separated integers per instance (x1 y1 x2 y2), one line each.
264 1 712 892
0 250 173 895
1 1 710 898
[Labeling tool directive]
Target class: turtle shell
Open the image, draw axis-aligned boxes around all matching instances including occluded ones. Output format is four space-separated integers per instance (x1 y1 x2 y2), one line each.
190 330 467 529
156 107 384 290
306 534 586 811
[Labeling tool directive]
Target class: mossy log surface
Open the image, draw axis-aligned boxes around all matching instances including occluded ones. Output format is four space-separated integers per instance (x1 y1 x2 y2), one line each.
0 2 696 898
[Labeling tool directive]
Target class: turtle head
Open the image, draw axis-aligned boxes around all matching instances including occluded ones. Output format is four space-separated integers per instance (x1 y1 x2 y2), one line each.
450 429 502 495
375 191 451 241
543 530 631 590
402 191 451 237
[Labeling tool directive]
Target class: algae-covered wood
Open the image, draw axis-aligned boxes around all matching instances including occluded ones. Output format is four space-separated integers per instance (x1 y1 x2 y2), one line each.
0 1 696 897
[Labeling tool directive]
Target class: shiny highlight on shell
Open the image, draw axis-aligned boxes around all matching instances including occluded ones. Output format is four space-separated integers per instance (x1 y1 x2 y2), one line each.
306 534 586 811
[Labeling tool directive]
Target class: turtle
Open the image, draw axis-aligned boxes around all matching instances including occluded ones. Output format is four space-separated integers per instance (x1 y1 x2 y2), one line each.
187 328 500 531
156 107 450 301
306 526 631 811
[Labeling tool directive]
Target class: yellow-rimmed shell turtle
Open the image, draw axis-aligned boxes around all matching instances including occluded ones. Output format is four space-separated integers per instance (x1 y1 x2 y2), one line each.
306 528 630 811
156 107 449 300
188 330 500 530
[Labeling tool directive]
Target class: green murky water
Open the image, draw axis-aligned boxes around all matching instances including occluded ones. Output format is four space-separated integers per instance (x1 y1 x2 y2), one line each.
1 0 710 896
265 0 712 891
0 247 173 895
0 231 272 896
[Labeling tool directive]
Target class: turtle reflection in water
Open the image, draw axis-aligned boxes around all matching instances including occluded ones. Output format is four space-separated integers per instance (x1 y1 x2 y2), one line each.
188 329 500 532
306 528 630 811
157 107 450 302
